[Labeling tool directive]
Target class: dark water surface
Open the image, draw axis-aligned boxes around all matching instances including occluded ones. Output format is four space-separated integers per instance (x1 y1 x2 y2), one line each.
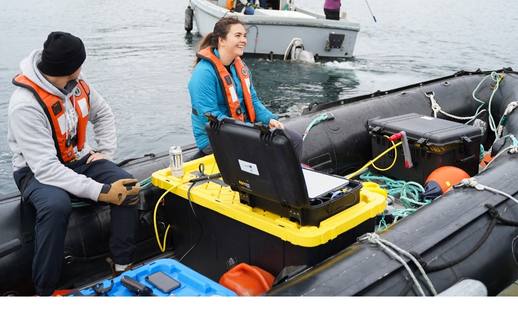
1 0 516 195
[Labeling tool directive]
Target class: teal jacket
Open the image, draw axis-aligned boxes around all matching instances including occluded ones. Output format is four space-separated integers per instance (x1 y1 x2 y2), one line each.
188 49 277 150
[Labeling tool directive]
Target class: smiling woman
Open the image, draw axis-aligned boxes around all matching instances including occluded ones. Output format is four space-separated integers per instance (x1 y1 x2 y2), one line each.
188 16 302 158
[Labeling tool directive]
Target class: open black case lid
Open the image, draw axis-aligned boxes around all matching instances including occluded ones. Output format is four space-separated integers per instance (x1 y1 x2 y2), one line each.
206 118 362 226
206 118 310 209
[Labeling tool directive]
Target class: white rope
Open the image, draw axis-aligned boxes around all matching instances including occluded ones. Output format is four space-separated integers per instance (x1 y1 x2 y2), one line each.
456 177 518 205
496 101 518 138
464 108 488 125
487 77 499 134
425 92 479 121
472 74 492 105
374 236 438 295
426 73 507 135
440 108 483 121
359 232 437 296
469 72 507 138
483 145 517 171
503 102 518 114
483 135 518 171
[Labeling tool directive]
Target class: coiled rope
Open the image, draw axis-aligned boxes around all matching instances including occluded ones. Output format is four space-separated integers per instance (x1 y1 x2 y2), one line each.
360 171 430 209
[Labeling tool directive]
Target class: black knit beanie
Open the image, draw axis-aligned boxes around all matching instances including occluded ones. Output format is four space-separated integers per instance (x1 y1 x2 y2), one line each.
37 31 86 77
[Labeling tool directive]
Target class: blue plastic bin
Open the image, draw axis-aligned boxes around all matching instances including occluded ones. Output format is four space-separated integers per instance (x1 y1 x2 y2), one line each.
79 258 236 296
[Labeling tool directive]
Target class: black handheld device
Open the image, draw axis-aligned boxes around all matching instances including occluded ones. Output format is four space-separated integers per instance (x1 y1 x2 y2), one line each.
145 271 181 294
121 275 154 296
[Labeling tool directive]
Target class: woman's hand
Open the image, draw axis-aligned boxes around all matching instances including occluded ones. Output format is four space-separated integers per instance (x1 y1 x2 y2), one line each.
87 151 107 164
269 119 284 129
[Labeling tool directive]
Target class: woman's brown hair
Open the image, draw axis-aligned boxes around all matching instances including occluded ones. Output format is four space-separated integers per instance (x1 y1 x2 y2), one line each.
195 16 245 63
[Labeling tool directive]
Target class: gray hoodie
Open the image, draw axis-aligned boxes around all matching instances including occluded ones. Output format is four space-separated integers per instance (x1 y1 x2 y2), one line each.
7 49 117 201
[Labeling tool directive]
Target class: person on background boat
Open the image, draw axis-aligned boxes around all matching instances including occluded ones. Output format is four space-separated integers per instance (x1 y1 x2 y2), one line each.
188 17 302 158
258 0 279 9
270 0 281 10
258 0 269 8
7 31 140 296
324 0 341 20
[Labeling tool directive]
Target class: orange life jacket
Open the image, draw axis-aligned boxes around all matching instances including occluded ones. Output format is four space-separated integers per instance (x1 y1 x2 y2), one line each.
12 74 91 163
196 47 256 123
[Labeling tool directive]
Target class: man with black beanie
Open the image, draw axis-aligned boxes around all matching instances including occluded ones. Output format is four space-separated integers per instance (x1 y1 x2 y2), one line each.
37 31 87 77
7 31 140 295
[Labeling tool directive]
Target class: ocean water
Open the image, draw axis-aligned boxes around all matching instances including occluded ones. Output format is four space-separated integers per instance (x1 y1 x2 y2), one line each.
0 0 516 196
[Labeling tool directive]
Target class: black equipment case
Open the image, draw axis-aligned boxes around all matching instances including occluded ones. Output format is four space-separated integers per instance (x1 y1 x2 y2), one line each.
368 113 482 184
206 118 361 226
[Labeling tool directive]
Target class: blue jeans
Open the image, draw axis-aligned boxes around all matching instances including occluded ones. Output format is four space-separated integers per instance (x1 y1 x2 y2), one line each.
13 156 137 295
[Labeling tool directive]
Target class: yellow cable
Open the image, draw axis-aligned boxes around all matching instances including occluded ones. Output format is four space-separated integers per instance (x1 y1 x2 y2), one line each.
153 182 187 252
372 136 398 171
346 141 402 179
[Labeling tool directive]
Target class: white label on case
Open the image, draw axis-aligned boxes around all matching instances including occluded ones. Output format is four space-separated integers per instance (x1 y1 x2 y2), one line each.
238 159 259 176
421 116 434 120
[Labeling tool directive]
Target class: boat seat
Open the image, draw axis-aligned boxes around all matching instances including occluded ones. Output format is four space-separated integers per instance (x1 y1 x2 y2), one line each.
0 194 111 260
0 197 27 258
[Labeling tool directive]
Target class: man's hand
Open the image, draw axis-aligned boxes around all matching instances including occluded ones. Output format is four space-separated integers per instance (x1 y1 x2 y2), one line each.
87 152 107 164
98 178 141 205
269 119 284 129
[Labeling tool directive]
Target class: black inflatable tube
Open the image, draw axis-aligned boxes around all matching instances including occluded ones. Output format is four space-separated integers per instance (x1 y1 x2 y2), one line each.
287 69 518 174
2 69 518 296
268 157 518 295
268 69 518 296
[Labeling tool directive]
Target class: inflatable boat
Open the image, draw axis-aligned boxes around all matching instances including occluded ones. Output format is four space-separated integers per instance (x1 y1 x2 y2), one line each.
1 68 517 296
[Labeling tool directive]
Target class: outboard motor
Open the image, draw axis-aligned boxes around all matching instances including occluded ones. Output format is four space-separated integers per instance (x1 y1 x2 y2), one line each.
283 38 315 63
185 5 194 32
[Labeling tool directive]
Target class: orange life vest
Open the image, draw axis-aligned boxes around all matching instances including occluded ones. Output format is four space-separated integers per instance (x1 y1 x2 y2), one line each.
12 74 91 163
196 47 256 123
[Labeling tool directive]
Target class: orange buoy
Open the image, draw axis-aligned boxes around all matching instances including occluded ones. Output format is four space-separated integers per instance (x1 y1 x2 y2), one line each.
479 152 493 169
425 166 470 194
219 263 275 296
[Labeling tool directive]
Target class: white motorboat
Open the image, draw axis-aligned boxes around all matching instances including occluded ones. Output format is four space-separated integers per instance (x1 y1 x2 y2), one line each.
185 0 360 61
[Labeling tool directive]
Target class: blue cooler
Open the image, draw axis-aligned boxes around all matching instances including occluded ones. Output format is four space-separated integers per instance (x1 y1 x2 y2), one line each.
78 258 236 296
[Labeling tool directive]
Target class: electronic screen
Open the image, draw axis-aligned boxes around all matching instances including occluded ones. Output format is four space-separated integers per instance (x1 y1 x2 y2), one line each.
145 271 181 293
